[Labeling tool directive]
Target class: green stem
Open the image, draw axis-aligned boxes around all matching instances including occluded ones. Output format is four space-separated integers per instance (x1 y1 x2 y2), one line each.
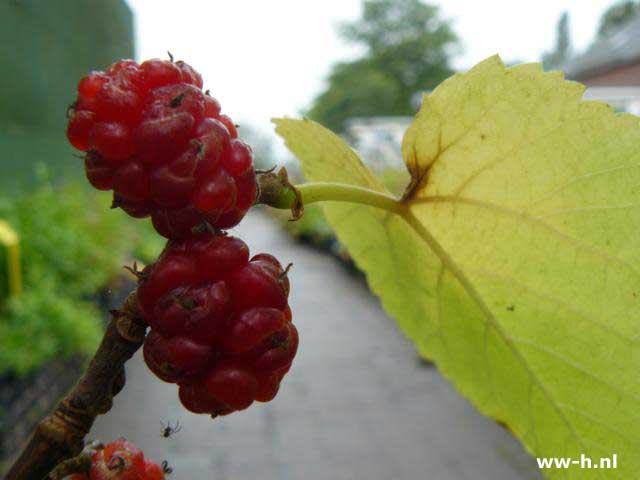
256 169 406 218
296 182 405 215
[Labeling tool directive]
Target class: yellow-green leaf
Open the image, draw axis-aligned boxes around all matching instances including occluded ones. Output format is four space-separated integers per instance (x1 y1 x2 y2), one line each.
273 55 640 478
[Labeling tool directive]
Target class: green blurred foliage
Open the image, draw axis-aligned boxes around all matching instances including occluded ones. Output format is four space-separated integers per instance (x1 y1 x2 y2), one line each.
0 0 145 375
2 175 129 297
0 277 101 375
133 227 166 268
0 0 133 192
0 172 163 375
542 11 571 69
307 59 402 133
0 0 133 131
597 0 639 38
308 0 458 132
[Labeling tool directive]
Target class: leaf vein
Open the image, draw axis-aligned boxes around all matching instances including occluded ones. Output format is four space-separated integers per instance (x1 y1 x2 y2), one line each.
401 210 596 468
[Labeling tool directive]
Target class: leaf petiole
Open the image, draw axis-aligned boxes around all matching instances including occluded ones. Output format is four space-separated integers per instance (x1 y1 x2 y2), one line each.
256 168 406 217
295 182 406 216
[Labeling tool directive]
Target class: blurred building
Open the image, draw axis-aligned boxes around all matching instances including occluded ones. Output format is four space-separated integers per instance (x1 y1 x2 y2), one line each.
344 91 426 172
564 14 640 114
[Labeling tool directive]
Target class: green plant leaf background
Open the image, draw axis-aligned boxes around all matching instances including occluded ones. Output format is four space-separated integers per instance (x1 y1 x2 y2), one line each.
274 56 640 478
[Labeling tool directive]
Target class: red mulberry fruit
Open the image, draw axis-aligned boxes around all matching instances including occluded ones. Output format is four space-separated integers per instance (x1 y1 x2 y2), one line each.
69 438 165 480
137 232 297 416
67 58 257 238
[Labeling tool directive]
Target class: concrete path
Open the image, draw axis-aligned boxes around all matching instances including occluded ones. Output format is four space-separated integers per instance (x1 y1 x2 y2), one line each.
92 210 541 479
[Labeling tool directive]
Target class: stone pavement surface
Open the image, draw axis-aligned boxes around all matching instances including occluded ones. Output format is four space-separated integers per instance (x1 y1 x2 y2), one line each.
92 210 541 479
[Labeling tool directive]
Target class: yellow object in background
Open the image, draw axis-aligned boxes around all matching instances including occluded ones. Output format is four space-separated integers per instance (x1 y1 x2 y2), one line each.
0 220 21 297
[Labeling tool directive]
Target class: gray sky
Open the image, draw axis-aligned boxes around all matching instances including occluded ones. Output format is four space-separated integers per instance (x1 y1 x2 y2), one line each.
127 0 618 137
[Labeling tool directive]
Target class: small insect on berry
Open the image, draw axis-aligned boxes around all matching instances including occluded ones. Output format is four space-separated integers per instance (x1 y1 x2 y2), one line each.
79 438 166 480
107 455 126 471
160 420 181 438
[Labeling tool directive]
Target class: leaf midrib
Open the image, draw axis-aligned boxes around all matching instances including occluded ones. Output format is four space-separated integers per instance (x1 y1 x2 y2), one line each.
399 208 602 479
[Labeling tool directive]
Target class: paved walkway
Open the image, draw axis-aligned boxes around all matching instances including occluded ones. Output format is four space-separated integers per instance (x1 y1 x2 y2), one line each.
92 210 541 479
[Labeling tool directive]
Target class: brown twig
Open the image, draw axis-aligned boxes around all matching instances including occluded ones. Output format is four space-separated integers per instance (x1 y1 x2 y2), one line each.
6 291 147 480
47 440 104 480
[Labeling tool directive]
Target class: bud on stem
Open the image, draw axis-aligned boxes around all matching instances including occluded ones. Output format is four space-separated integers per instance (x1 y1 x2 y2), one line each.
256 167 303 220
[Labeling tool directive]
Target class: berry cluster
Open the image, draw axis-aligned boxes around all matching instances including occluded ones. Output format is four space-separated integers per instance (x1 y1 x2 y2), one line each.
67 57 257 238
69 438 165 480
67 57 296 420
138 233 297 416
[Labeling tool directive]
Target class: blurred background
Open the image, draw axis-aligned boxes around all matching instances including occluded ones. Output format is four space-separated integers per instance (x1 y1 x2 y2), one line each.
1 0 638 477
